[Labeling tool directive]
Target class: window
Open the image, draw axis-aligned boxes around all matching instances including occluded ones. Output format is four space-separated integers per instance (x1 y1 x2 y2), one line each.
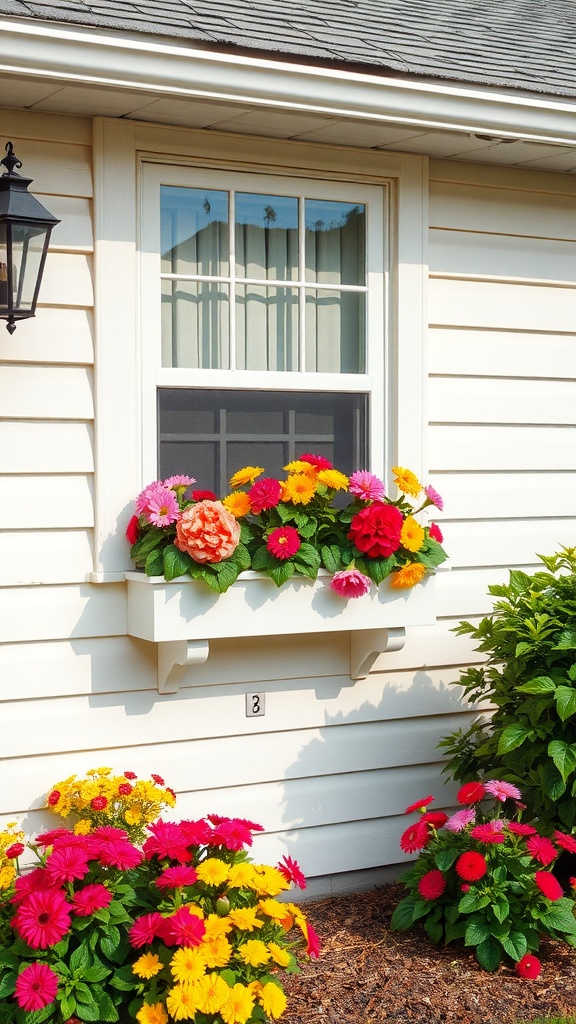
141 166 386 489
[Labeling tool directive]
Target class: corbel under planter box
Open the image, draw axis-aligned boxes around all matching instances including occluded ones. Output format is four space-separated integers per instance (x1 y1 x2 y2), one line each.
125 570 437 693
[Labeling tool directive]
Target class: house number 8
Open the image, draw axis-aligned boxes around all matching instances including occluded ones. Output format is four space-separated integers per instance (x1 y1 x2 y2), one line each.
246 692 265 717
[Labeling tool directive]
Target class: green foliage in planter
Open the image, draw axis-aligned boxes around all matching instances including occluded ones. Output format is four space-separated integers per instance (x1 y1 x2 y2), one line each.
440 547 576 829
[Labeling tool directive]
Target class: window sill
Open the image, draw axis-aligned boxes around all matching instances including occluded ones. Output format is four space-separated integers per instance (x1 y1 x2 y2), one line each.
125 570 437 693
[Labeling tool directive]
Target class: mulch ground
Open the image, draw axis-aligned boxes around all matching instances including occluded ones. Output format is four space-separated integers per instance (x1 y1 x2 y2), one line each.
282 883 576 1024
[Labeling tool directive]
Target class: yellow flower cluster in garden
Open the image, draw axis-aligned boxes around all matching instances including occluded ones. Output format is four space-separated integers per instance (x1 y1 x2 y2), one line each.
46 767 177 843
0 822 25 892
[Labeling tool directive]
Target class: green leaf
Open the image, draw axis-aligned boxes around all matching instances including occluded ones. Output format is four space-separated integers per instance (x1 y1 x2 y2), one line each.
230 542 251 571
390 896 418 931
424 915 443 945
251 546 277 571
293 542 321 571
59 995 77 1021
0 971 16 999
555 686 576 722
211 559 240 592
130 528 166 561
363 556 396 585
144 547 164 576
99 926 122 962
541 761 566 801
548 740 576 784
465 917 491 946
555 628 576 650
69 944 93 974
434 849 458 872
497 723 533 755
75 1002 101 1022
539 904 576 935
82 964 112 983
320 544 342 573
491 899 510 924
162 545 193 581
476 936 501 972
458 891 491 914
270 562 296 588
501 931 528 960
516 675 556 694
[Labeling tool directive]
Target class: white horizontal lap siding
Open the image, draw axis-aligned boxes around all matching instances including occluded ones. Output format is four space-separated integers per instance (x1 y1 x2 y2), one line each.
428 163 576 635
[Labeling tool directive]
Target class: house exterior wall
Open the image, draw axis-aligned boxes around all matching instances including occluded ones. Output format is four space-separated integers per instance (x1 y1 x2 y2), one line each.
1 107 574 895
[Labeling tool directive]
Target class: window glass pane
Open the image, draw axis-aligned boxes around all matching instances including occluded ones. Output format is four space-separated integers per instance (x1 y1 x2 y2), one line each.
161 186 228 276
235 193 298 281
305 201 365 286
158 389 367 495
305 289 365 373
162 279 229 368
236 285 298 371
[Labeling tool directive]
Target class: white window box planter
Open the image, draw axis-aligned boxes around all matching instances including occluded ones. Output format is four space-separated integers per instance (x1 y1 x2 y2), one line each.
125 570 437 692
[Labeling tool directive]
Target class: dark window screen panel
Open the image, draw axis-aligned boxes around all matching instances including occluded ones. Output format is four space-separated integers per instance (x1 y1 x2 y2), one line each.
158 389 368 496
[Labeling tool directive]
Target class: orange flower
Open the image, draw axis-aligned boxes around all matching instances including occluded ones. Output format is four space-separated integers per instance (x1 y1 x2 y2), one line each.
392 466 421 497
281 475 316 505
175 500 240 563
389 562 427 589
222 492 252 518
229 466 263 488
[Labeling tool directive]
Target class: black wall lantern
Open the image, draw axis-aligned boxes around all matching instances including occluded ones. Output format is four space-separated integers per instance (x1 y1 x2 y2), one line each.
0 141 60 334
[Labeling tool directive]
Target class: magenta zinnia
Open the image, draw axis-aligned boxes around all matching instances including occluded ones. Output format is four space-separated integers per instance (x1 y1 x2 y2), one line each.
266 525 301 561
470 821 506 844
14 963 59 1011
248 477 282 513
13 889 72 949
165 906 206 947
418 869 446 901
455 851 487 882
155 866 199 890
277 854 307 890
526 835 558 866
330 568 371 599
45 845 91 884
71 883 113 917
348 470 385 502
129 912 165 948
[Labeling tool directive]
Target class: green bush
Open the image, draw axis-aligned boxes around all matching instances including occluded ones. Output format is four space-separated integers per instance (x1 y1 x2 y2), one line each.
440 547 576 829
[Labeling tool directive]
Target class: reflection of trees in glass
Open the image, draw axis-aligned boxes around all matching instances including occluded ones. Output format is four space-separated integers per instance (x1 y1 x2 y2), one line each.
202 197 211 216
263 205 277 226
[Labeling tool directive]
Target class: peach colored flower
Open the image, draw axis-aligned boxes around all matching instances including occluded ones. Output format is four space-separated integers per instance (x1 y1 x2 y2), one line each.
175 501 240 564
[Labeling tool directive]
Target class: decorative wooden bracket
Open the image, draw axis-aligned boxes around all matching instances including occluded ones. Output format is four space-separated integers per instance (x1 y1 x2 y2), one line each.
157 639 210 694
350 627 406 680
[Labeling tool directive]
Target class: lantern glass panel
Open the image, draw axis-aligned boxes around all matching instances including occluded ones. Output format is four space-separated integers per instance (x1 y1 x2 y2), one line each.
0 223 7 311
10 223 48 310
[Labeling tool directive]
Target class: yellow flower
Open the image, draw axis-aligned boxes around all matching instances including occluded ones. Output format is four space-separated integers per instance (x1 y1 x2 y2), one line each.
258 899 290 923
317 468 349 491
229 466 263 488
280 475 316 506
389 562 427 589
166 983 203 1021
400 516 425 553
392 466 421 497
197 973 230 1014
228 907 264 932
125 804 143 825
237 939 270 967
73 819 92 835
0 864 16 890
228 863 257 888
250 865 290 897
283 460 316 475
196 858 230 887
259 982 288 1019
133 953 164 979
200 934 232 968
170 948 207 984
203 913 233 938
136 1003 168 1024
222 492 252 517
220 984 255 1024
267 941 292 967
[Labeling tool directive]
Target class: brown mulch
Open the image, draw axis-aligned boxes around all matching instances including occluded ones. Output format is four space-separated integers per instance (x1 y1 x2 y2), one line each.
282 883 576 1024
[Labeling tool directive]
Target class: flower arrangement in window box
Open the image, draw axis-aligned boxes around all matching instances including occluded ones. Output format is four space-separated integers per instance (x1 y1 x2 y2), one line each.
391 779 576 975
126 457 447 597
0 771 317 1024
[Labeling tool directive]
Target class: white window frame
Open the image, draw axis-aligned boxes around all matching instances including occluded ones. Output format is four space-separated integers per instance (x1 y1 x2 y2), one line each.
140 164 386 486
91 118 428 581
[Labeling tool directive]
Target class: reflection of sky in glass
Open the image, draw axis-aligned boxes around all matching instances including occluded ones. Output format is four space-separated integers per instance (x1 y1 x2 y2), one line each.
160 186 228 258
305 199 365 232
236 193 298 230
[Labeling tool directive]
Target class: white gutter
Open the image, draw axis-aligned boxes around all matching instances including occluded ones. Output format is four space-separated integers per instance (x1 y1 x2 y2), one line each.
2 17 576 146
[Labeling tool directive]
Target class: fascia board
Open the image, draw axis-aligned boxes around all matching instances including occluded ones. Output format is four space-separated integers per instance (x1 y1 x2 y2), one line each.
2 18 576 146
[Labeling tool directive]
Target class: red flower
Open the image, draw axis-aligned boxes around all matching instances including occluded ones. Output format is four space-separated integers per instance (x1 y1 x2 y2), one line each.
348 503 403 559
455 851 487 882
90 796 108 810
526 835 558 866
5 843 25 858
143 821 192 863
212 819 255 851
457 782 486 804
418 869 446 900
470 822 506 845
192 489 217 501
421 812 449 830
277 855 307 890
14 963 59 1012
151 773 165 786
71 884 113 917
534 871 563 901
507 822 537 836
267 525 301 560
178 819 215 846
118 783 133 796
429 523 443 543
165 906 206 948
305 922 321 958
248 477 282 514
125 514 140 545
47 790 60 806
404 796 434 815
129 912 165 948
13 890 72 949
553 830 576 853
123 771 137 780
300 453 333 470
400 820 430 855
516 954 541 979
155 866 198 890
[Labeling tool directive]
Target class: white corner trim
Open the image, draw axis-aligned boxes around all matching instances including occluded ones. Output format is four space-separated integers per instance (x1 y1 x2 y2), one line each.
2 17 576 146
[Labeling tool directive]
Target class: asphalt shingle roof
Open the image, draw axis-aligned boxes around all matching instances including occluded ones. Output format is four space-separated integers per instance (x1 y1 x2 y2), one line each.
2 0 576 99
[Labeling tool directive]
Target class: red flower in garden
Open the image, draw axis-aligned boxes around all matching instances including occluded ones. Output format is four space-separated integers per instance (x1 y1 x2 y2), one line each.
470 821 506 845
71 884 113 917
456 782 486 804
123 771 137 780
45 846 91 884
13 889 72 949
14 963 59 1012
155 866 199 890
143 821 192 863
526 835 558 866
47 790 60 806
267 526 301 560
454 851 487 882
300 453 333 470
277 855 307 890
165 906 206 947
90 796 108 810
534 871 563 901
128 912 165 948
248 477 282 513
192 490 217 501
400 820 430 855
178 818 215 846
507 822 537 836
347 503 403 559
553 830 576 853
125 514 140 545
429 523 444 543
418 870 446 901
421 811 449 830
151 773 165 785
5 843 25 858
213 818 255 851
404 796 434 815
117 782 133 795
516 954 541 979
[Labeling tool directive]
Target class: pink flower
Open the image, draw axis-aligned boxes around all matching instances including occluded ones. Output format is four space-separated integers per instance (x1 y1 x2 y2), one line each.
163 475 195 489
129 912 165 948
14 963 59 1012
526 835 558 866
212 819 255 851
553 830 576 853
155 866 198 890
305 922 321 958
330 568 372 599
300 454 333 470
267 525 301 560
165 907 206 947
71 884 113 917
470 821 506 844
348 471 385 502
484 780 522 802
444 809 476 832
348 503 403 559
135 482 180 526
10 868 53 905
143 821 192 863
179 819 215 846
35 828 70 848
277 855 307 890
418 869 446 901
534 871 563 901
429 523 444 543
248 477 282 513
175 500 240 564
13 889 72 948
516 954 541 979
45 846 90 884
424 484 444 511
92 832 143 871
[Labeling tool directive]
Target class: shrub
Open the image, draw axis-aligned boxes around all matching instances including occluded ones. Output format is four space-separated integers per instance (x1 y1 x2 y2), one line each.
440 547 576 829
